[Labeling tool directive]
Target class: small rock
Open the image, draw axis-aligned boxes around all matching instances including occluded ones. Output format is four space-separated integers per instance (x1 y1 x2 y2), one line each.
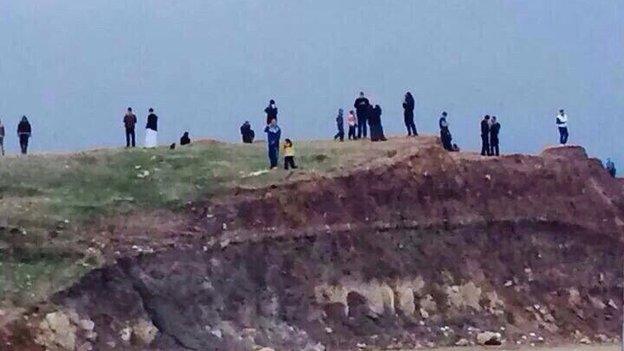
133 319 158 345
455 338 470 346
609 299 619 309
210 328 223 339
324 327 333 334
476 331 502 346
119 326 132 343
580 337 591 344
589 296 606 310
79 319 95 331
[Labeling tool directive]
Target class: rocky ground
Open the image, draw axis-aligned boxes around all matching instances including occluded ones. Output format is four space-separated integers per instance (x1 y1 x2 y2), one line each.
1 136 623 350
429 346 619 351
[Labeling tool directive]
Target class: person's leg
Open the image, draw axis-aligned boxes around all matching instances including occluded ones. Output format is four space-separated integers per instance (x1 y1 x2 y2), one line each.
357 120 363 139
362 119 367 138
284 157 289 170
404 116 411 136
24 136 29 154
563 128 569 144
412 120 418 136
491 140 499 156
268 147 277 168
125 129 130 147
559 127 566 144
0 138 4 156
131 129 136 147
481 135 488 156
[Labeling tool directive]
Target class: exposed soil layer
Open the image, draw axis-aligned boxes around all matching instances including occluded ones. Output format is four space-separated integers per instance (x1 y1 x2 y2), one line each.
4 137 624 350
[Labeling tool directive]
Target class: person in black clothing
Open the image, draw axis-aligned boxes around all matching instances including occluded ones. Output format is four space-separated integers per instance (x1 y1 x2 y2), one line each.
240 121 255 143
180 131 191 146
402 92 417 136
145 108 158 148
333 109 345 141
354 92 370 139
439 111 453 151
264 99 278 124
489 116 501 156
123 107 137 147
480 115 491 156
369 104 387 142
17 116 32 155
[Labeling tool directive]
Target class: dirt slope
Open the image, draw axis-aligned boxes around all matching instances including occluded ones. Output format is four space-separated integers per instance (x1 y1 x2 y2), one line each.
3 136 624 351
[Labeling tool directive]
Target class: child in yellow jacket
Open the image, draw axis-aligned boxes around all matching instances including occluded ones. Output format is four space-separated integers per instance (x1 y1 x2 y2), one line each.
283 138 298 170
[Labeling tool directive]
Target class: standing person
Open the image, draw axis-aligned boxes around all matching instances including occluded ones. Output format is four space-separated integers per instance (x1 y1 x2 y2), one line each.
354 92 370 139
123 107 137 148
489 116 501 156
145 108 158 148
0 118 5 156
17 116 32 155
606 158 616 177
264 118 281 169
347 110 357 140
402 92 418 136
556 109 569 145
240 121 255 143
264 99 278 124
333 109 345 141
369 104 387 142
180 131 191 146
480 115 491 156
439 111 453 151
283 138 298 170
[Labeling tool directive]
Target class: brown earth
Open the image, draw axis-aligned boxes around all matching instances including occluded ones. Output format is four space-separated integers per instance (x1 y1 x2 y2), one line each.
2 136 624 351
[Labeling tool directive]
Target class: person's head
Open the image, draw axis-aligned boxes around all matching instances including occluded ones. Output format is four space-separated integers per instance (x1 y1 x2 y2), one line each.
492 116 497 122
127 107 132 113
484 115 490 120
559 109 564 115
349 110 354 115
244 120 249 125
149 108 154 113
269 99 275 105
183 131 189 137
442 111 448 117
338 108 343 115
406 91 412 97
285 138 292 146
21 115 27 122
269 118 277 126
359 92 364 97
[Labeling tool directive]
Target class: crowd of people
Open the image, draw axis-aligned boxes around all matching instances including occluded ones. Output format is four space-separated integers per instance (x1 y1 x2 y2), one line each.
0 93 617 178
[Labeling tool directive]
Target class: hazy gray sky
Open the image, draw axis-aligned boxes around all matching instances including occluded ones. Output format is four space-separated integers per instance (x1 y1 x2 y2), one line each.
0 1 622 164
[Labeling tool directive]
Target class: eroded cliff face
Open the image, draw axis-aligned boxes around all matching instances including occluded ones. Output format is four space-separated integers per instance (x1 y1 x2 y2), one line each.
7 140 624 350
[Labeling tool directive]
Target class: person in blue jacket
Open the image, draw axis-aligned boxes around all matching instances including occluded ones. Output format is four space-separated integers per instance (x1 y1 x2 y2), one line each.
264 118 281 169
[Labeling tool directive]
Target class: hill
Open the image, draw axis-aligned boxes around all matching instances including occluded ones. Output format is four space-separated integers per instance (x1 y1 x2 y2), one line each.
1 136 623 350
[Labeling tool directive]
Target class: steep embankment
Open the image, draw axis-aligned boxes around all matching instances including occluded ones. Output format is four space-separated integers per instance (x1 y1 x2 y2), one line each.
5 137 624 351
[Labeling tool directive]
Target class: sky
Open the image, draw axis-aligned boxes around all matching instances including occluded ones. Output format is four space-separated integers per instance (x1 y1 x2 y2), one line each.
0 0 622 165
